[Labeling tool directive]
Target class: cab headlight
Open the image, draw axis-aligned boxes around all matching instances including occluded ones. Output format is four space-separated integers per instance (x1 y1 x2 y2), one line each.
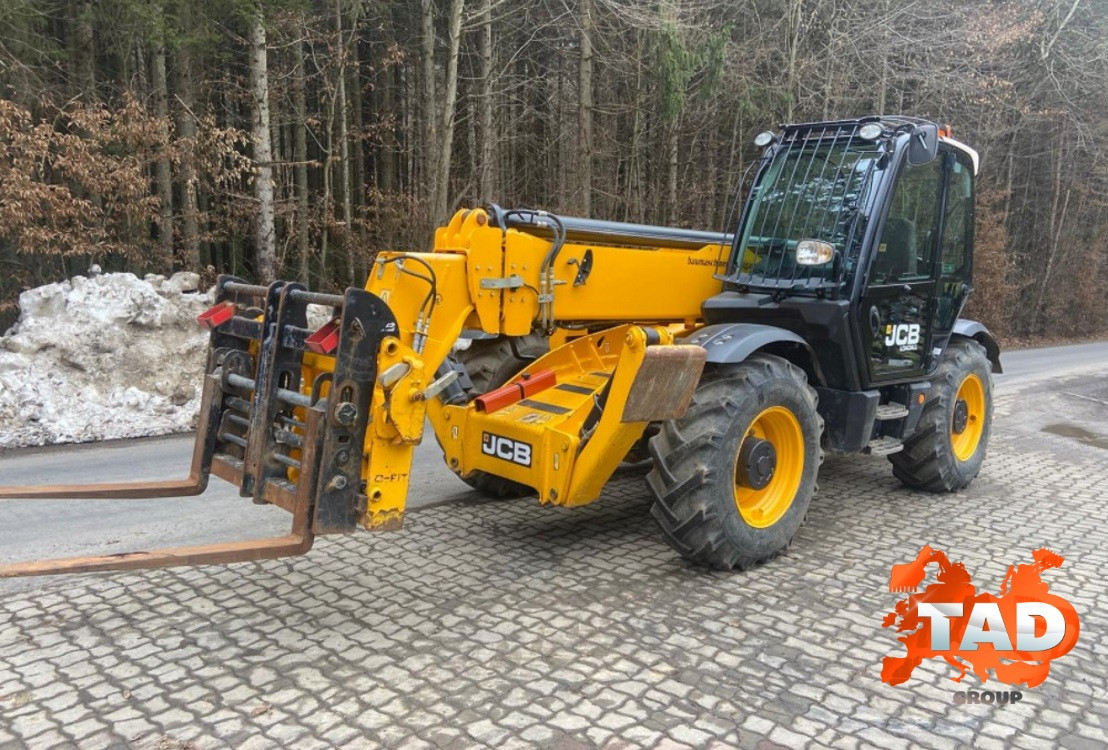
753 131 776 147
796 239 835 265
858 122 883 140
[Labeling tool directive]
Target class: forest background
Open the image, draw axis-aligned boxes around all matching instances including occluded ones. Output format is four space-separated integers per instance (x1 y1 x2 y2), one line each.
0 0 1104 339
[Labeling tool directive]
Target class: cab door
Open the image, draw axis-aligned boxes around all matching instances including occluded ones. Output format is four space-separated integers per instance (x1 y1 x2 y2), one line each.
859 152 945 384
930 149 975 355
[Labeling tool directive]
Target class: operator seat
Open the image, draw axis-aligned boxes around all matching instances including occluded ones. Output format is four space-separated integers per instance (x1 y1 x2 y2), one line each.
874 217 917 281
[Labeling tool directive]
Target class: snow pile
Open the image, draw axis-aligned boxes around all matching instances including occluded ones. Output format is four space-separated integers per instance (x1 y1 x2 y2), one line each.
0 272 214 448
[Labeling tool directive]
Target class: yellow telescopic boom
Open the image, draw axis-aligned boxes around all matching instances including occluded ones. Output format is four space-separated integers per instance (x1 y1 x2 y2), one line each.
0 206 728 576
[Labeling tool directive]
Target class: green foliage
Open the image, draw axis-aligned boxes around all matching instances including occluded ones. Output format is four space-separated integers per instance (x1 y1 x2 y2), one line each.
658 17 731 123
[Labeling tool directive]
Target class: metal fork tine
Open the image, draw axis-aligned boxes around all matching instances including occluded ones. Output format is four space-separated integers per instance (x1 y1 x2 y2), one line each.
0 478 207 500
0 534 313 578
0 373 223 500
0 404 324 578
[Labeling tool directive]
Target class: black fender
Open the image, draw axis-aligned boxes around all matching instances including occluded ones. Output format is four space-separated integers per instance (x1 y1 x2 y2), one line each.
952 319 1002 373
683 323 824 384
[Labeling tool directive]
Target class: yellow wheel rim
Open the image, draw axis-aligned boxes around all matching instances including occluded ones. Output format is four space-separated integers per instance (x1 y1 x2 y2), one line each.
733 406 805 529
952 372 988 458
951 373 985 461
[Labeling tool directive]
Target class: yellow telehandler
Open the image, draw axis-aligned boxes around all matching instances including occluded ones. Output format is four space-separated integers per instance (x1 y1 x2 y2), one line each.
0 116 1000 577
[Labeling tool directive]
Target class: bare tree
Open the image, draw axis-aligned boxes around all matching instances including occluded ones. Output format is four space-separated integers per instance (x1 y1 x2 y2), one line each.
578 0 594 215
430 0 465 226
248 4 277 281
420 0 437 208
477 0 496 203
292 30 311 284
335 0 354 278
150 3 173 269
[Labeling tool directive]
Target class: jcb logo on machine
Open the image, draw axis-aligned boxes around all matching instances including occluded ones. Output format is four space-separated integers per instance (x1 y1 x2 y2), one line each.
885 323 921 350
481 432 532 467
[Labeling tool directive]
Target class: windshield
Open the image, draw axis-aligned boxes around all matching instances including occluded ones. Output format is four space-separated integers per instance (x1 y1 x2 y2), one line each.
733 140 883 290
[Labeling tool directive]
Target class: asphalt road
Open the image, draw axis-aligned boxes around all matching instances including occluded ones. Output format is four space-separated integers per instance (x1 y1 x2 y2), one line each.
988 340 1107 381
0 340 1104 596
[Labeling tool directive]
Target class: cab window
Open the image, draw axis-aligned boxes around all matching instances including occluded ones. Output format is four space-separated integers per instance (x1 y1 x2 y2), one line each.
940 153 973 278
872 156 943 285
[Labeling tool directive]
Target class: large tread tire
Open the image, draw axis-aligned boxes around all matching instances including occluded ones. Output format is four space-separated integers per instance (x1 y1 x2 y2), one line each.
457 334 549 395
453 334 548 498
890 339 992 492
647 354 824 571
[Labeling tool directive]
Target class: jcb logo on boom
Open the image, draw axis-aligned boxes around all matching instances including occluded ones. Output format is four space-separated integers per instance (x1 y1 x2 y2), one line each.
481 432 532 467
885 323 921 349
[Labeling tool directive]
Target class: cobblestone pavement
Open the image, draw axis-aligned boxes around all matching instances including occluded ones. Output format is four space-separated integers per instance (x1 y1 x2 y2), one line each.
1 370 1106 750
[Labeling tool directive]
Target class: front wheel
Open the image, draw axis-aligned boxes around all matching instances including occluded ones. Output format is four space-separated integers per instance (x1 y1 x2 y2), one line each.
647 354 823 571
890 339 992 491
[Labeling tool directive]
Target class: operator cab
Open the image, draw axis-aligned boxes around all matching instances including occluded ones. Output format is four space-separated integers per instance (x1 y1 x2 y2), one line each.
704 116 980 392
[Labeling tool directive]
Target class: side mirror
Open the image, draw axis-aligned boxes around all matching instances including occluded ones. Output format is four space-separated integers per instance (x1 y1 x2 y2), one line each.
907 123 939 165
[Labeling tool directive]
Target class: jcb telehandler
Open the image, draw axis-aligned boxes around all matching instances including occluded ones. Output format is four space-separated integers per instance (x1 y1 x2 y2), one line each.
0 116 1000 577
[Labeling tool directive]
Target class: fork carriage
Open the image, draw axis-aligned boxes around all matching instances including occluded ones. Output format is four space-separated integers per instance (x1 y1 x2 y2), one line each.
0 279 402 575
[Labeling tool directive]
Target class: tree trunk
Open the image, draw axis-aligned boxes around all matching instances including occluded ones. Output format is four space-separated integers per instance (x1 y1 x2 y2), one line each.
432 0 465 227
784 0 802 120
1002 127 1018 226
478 0 495 203
723 103 744 229
666 124 678 224
625 29 644 221
350 30 366 216
876 0 890 114
172 1 202 271
1034 127 1070 331
293 35 311 284
151 8 174 270
72 0 96 99
556 49 567 210
402 62 413 195
321 85 335 281
578 0 594 215
248 7 277 281
378 64 398 193
335 0 355 279
467 93 477 204
420 0 437 206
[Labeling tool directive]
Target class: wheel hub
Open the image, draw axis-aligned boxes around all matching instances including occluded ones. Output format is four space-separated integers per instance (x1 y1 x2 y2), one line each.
952 399 969 434
737 437 777 490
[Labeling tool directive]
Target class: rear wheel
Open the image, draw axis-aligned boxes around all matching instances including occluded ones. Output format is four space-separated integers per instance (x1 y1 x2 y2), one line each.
890 339 992 491
647 354 823 570
454 334 548 498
